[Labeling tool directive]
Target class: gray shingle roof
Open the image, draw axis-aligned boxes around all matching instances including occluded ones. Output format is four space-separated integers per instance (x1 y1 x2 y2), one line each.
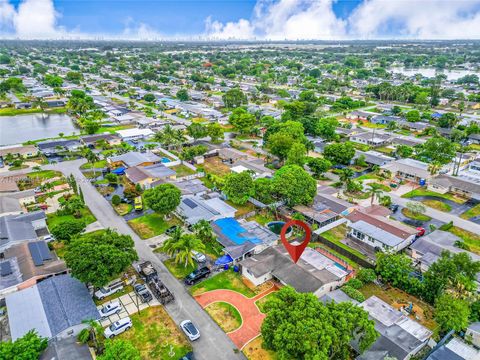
0 210 46 249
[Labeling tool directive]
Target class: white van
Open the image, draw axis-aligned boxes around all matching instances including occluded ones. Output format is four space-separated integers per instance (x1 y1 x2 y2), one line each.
104 317 132 338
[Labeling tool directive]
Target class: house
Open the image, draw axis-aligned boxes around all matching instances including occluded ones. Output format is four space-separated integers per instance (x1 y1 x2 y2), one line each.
426 336 480 360
346 110 378 121
0 210 47 251
37 139 81 156
357 296 433 360
345 208 418 254
353 150 395 167
125 163 176 189
428 174 480 200
212 218 277 261
392 136 425 147
350 132 392 147
176 194 236 225
381 158 431 183
0 144 38 159
217 148 248 164
397 120 430 132
116 128 154 140
312 190 357 216
45 99 67 108
5 274 100 340
231 158 273 178
108 151 161 168
0 189 36 215
240 245 349 297
409 230 480 272
80 133 122 148
370 115 401 125
0 241 67 295
174 178 209 196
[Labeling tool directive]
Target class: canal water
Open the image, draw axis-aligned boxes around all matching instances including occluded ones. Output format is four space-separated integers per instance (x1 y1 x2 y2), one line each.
0 113 78 145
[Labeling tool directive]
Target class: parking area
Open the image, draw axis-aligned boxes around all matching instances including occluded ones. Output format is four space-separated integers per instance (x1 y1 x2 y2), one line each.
97 291 160 327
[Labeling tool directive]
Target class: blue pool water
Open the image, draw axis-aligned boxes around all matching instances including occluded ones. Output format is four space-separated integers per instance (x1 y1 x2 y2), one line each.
161 157 171 163
334 262 347 271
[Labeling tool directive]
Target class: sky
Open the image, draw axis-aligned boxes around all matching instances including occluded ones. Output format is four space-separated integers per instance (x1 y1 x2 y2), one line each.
1 0 480 40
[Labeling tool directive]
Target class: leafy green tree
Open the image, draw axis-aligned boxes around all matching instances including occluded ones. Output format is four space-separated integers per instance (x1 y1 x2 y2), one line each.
396 144 414 158
187 123 208 140
272 165 317 206
223 171 254 205
98 340 141 360
438 112 458 128
229 108 256 134
261 287 378 359
64 229 138 287
143 183 181 217
181 144 208 161
51 219 86 242
0 330 48 360
267 132 296 162
323 142 355 165
59 196 85 217
193 219 215 244
162 233 206 268
143 93 155 102
406 201 427 216
222 88 248 108
206 122 224 143
316 117 339 141
44 74 63 87
176 88 189 101
435 294 470 333
253 177 274 204
66 71 83 83
84 120 100 135
307 157 332 177
420 137 456 165
405 110 420 122
376 253 421 293
285 142 307 166
105 173 119 184
111 194 121 206
357 269 377 284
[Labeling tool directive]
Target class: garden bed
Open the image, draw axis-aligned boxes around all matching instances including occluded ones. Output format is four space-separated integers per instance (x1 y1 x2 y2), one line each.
401 208 431 222
205 302 242 332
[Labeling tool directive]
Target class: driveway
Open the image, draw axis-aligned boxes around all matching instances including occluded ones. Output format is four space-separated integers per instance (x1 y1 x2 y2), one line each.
44 159 246 360
194 284 278 349
391 205 445 234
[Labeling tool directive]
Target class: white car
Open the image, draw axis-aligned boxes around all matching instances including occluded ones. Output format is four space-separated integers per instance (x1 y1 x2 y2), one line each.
98 301 121 319
192 251 206 263
94 281 124 300
180 320 200 341
104 317 132 338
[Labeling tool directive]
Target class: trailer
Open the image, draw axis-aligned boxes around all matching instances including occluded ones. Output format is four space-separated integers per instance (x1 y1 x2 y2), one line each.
135 261 175 305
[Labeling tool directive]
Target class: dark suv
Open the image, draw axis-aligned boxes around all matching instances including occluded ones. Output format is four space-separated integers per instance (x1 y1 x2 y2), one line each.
184 267 211 285
134 283 153 303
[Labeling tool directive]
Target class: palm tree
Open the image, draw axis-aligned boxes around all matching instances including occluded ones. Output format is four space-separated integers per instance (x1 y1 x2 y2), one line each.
162 234 206 268
193 220 215 244
366 184 384 205
84 149 100 175
428 161 442 175
339 168 354 190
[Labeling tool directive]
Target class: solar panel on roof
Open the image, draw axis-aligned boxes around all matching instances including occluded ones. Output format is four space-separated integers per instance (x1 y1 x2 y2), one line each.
0 261 12 276
184 198 198 209
28 242 43 266
37 241 52 261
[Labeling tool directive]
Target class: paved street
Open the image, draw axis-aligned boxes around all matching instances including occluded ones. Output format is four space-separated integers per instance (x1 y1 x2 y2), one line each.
45 159 245 360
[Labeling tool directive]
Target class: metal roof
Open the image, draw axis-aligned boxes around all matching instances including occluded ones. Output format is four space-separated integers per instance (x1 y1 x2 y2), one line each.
350 220 406 247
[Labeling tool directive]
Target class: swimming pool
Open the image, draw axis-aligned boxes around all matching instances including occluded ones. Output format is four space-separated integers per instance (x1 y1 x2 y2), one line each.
161 157 171 163
333 262 347 271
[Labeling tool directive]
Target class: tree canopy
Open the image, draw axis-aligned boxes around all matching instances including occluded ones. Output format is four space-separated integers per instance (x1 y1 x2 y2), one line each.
223 171 254 205
143 183 181 216
0 330 48 360
229 107 256 134
222 88 248 108
272 165 317 206
323 142 355 166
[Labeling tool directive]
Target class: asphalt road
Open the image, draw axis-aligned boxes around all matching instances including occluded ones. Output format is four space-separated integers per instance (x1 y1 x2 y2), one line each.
46 159 245 360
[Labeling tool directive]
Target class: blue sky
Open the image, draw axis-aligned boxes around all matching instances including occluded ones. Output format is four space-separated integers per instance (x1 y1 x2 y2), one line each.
1 0 480 39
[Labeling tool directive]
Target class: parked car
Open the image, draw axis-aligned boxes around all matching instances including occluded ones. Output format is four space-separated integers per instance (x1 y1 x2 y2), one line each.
192 251 206 263
180 320 200 341
134 283 153 303
184 267 210 285
416 227 426 237
98 301 122 319
165 225 178 236
94 280 124 300
134 196 143 211
42 234 55 242
389 204 399 213
104 317 132 338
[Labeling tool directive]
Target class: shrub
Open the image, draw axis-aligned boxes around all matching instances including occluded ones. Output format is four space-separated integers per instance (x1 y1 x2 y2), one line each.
347 278 364 289
341 285 366 302
357 268 377 284
439 221 454 231
111 194 121 206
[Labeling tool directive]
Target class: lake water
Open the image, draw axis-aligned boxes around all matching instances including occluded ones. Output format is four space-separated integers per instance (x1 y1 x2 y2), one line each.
0 113 78 145
389 67 478 81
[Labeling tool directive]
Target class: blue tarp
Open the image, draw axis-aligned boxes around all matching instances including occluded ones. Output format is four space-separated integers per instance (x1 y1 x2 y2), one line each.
111 167 126 175
215 254 233 266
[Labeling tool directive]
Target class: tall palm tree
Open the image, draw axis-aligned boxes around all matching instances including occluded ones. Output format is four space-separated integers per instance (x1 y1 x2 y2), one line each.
428 161 442 175
162 234 206 268
193 220 215 244
339 168 354 190
366 184 384 205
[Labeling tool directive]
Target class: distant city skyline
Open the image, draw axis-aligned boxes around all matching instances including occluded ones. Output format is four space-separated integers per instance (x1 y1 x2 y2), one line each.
1 0 480 40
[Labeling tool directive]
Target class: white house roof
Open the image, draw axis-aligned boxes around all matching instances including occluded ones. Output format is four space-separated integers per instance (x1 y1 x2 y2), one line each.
116 128 154 138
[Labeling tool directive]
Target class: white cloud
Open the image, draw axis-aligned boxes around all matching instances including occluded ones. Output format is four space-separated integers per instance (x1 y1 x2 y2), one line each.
349 0 480 39
0 0 15 32
204 0 480 40
13 0 59 38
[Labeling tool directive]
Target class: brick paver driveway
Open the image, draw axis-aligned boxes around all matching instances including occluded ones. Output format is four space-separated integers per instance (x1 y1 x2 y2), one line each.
195 284 277 349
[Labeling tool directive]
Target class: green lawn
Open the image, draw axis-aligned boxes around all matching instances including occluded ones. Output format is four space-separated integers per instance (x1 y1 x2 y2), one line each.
118 306 192 360
255 292 278 313
401 208 432 222
448 226 480 255
190 269 257 298
163 258 196 279
128 213 181 239
225 200 256 217
402 189 466 204
460 203 480 219
369 182 392 192
356 173 382 182
320 224 367 260
46 207 96 229
27 170 62 180
171 164 196 177
113 203 133 216
421 199 452 212
80 160 108 169
246 211 275 226
0 107 66 116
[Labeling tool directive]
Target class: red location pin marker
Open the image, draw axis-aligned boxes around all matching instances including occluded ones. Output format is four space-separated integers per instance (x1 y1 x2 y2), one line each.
280 219 311 264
